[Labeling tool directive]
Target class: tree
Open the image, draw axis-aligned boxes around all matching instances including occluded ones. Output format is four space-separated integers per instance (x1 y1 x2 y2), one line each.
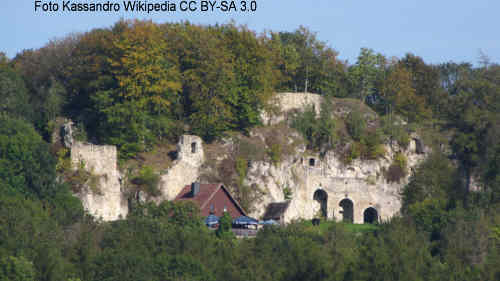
0 116 83 224
92 20 182 156
0 116 58 198
216 212 234 239
349 48 387 104
0 256 36 281
399 53 443 118
0 61 30 119
380 64 430 122
277 26 347 96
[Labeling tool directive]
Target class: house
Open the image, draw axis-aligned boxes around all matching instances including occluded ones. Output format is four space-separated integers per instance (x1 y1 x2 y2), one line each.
174 182 246 219
262 201 291 225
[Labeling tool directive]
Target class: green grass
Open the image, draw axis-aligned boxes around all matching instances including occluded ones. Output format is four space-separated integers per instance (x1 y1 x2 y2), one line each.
300 220 379 235
342 222 379 233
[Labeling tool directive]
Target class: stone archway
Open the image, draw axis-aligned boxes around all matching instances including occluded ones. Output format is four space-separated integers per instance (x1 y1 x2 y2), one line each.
363 207 378 224
313 189 328 218
339 199 354 223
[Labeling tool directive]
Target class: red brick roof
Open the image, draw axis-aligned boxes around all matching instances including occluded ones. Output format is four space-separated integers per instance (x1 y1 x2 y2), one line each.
174 183 246 216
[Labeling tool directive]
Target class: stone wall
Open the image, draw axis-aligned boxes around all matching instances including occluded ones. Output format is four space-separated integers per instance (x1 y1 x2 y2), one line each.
71 142 128 221
64 92 429 224
245 138 427 223
261 92 322 125
158 135 205 200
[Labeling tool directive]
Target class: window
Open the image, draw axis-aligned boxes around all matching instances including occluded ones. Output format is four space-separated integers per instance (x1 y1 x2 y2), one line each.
309 158 315 167
191 142 197 153
210 204 214 214
223 206 227 212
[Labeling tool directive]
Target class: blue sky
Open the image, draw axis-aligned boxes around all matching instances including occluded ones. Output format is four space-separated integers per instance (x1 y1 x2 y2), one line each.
1 0 499 65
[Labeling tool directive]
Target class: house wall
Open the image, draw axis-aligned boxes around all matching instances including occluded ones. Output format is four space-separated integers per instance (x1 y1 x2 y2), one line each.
202 188 245 219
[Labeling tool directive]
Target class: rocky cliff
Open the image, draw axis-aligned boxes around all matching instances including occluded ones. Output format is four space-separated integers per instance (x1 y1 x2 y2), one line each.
62 93 430 223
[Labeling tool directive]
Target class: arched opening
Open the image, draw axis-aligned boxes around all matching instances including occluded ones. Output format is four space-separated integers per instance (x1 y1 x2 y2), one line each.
339 199 354 223
309 158 315 167
363 207 378 224
191 142 197 153
313 189 328 218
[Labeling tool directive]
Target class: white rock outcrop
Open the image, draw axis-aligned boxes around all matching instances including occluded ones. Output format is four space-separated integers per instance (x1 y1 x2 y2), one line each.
245 139 427 223
63 92 430 224
71 142 128 221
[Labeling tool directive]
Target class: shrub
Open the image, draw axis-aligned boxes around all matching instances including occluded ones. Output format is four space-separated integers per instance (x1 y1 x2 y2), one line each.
267 143 282 166
235 156 248 187
361 130 386 159
284 186 293 200
216 212 235 240
346 110 366 141
380 115 410 149
291 103 336 151
394 152 408 170
55 148 71 173
131 165 160 197
67 160 103 195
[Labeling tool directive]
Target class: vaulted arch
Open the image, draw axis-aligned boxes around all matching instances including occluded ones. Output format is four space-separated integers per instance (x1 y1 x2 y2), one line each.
339 198 354 223
313 189 328 218
363 207 378 224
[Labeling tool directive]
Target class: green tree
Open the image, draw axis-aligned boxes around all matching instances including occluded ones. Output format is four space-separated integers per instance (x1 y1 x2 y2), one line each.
349 48 387 104
93 20 182 156
216 212 234 239
0 256 36 281
0 61 30 120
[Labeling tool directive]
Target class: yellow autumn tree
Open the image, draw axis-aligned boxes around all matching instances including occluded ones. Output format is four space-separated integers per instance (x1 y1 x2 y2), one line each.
381 65 430 123
111 19 181 114
94 20 182 156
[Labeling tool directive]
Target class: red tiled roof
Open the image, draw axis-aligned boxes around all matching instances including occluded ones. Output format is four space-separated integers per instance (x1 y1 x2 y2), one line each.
174 183 247 216
174 183 221 209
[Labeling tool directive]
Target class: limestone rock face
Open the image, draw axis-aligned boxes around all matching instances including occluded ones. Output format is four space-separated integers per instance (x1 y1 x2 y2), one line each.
71 142 128 221
62 120 74 148
158 135 204 200
61 92 431 224
245 139 427 223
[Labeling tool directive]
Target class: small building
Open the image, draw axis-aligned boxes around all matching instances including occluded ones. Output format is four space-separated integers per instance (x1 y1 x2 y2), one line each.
262 201 291 225
174 182 246 219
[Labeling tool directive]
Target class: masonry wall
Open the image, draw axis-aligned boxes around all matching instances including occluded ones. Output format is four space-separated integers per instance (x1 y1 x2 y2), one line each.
71 142 128 221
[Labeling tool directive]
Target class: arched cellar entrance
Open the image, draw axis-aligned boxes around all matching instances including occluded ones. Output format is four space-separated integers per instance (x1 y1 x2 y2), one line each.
339 199 354 223
363 207 378 224
313 189 328 218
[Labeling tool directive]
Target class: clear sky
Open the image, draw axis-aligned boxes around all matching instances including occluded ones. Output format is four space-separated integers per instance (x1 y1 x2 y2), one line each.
1 0 499 65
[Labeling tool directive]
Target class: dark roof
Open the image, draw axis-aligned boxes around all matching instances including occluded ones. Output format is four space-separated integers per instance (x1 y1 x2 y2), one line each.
174 183 246 216
263 201 290 220
233 216 259 225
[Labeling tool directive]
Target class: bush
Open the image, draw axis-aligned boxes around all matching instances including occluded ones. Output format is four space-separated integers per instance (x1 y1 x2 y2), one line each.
216 212 235 240
291 103 336 151
235 156 248 187
361 130 386 159
284 186 293 200
394 152 408 170
131 166 160 197
380 115 410 148
66 160 103 195
267 143 282 166
346 110 366 141
0 116 59 198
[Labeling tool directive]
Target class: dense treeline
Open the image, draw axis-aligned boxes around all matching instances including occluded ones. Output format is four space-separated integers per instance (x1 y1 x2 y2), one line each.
1 19 500 280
